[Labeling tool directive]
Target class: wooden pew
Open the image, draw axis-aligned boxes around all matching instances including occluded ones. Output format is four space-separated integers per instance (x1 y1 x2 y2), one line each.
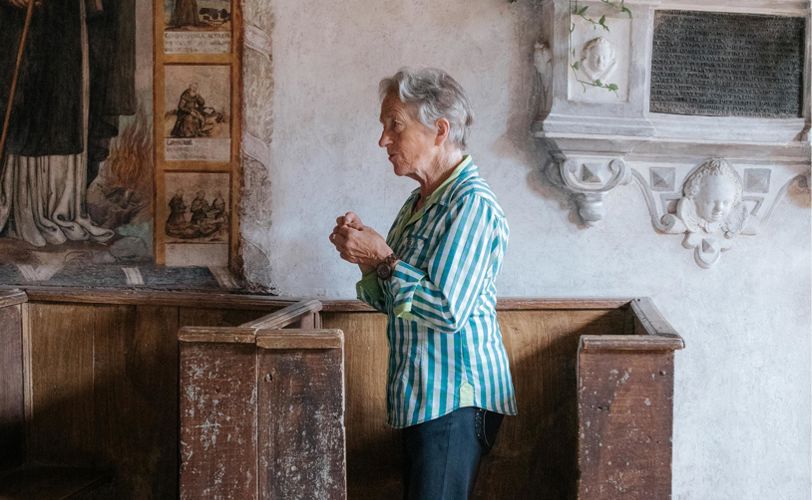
321 297 684 499
0 289 111 498
8 288 682 499
577 298 685 499
178 299 347 499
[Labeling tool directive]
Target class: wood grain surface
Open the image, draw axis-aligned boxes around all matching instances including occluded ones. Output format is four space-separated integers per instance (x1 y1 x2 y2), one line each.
0 303 24 470
321 307 629 500
257 337 346 499
577 350 676 499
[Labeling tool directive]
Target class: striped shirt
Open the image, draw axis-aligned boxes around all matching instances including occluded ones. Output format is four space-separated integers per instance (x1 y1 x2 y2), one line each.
356 155 517 428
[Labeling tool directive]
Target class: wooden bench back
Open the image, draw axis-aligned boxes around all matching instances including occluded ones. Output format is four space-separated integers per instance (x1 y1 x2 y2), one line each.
178 300 347 499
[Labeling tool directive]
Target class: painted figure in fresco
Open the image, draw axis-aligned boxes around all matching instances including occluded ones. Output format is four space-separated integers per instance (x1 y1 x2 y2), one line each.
170 82 225 139
169 0 199 28
0 0 135 247
171 83 206 138
580 37 616 82
166 189 187 228
166 188 222 240
211 191 226 220
189 191 209 225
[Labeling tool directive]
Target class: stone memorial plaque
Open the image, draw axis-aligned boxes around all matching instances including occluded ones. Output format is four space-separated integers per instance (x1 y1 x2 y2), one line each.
650 11 805 117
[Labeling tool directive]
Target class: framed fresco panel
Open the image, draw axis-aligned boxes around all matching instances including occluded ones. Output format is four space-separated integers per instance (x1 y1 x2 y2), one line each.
161 172 230 266
163 65 231 162
163 0 232 54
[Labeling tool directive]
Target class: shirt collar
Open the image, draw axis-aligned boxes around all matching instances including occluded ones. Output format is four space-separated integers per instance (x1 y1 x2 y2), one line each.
405 155 474 226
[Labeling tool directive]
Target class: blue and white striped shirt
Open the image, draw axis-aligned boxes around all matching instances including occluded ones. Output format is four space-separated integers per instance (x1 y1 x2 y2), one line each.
356 156 517 428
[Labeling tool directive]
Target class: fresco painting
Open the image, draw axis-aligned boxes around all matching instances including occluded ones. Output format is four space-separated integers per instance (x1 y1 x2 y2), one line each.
0 0 153 266
164 65 231 162
0 0 239 277
164 172 229 244
164 0 232 54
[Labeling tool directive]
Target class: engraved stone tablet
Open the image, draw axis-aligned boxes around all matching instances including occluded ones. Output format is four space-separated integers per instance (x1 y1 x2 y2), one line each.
650 11 805 117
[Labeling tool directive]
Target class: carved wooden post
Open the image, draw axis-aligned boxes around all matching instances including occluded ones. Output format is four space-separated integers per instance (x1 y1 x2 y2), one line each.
577 299 684 499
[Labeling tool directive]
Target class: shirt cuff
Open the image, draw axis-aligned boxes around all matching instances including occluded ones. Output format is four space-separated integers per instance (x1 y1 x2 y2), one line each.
388 260 424 320
355 270 384 308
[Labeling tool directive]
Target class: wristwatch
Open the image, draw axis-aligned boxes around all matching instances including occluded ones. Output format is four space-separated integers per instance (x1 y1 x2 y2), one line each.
376 253 398 280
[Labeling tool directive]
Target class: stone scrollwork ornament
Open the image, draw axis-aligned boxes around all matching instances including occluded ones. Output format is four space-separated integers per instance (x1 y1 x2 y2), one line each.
547 157 631 226
661 158 755 268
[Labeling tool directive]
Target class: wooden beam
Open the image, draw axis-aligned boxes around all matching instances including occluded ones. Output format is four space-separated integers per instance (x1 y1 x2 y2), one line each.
256 329 343 350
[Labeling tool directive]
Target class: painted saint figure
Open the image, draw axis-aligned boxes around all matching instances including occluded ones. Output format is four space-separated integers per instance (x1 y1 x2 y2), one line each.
166 189 187 228
171 83 207 138
169 0 199 28
189 191 209 225
0 0 135 247
211 191 226 220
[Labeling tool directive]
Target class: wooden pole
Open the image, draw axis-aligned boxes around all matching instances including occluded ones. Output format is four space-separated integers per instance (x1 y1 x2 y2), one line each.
0 0 36 163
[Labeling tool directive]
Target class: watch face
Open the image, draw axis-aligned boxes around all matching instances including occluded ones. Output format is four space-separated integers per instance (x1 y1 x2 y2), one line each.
376 262 391 279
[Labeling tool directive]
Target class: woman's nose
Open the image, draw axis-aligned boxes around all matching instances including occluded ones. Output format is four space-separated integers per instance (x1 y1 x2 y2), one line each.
378 131 390 148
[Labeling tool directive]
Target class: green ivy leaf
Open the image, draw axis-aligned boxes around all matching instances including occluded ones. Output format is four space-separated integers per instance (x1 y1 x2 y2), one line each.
606 83 619 91
593 79 603 86
571 61 580 70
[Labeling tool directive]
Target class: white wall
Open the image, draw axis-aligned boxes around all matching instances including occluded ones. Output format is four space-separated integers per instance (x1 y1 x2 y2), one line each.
249 1 811 498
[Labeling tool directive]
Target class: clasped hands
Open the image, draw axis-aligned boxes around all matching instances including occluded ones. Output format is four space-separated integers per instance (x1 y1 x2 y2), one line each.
329 212 392 275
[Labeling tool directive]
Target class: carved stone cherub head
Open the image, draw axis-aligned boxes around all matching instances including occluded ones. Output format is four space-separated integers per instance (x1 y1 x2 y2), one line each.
679 158 746 234
580 37 616 81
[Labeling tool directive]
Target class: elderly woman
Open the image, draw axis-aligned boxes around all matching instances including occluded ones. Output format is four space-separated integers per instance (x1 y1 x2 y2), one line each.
329 68 516 499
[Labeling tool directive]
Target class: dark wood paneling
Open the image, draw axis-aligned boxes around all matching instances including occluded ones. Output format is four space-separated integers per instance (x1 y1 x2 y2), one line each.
27 303 180 498
178 307 268 328
22 296 678 500
481 309 628 500
94 305 179 498
28 303 98 466
0 303 24 470
0 464 111 499
321 312 399 499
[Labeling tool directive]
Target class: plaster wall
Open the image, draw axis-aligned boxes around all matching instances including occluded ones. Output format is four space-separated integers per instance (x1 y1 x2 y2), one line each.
246 1 811 498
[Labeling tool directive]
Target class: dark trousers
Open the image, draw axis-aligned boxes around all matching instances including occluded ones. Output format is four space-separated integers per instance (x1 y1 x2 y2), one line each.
402 407 504 500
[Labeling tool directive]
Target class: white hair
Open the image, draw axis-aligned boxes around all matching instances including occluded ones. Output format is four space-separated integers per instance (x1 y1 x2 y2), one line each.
379 67 474 149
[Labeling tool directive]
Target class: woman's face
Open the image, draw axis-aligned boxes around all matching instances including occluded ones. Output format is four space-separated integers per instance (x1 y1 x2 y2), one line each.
378 92 438 179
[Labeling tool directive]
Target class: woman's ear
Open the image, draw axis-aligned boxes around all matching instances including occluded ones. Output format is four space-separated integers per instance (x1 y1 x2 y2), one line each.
434 118 451 146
